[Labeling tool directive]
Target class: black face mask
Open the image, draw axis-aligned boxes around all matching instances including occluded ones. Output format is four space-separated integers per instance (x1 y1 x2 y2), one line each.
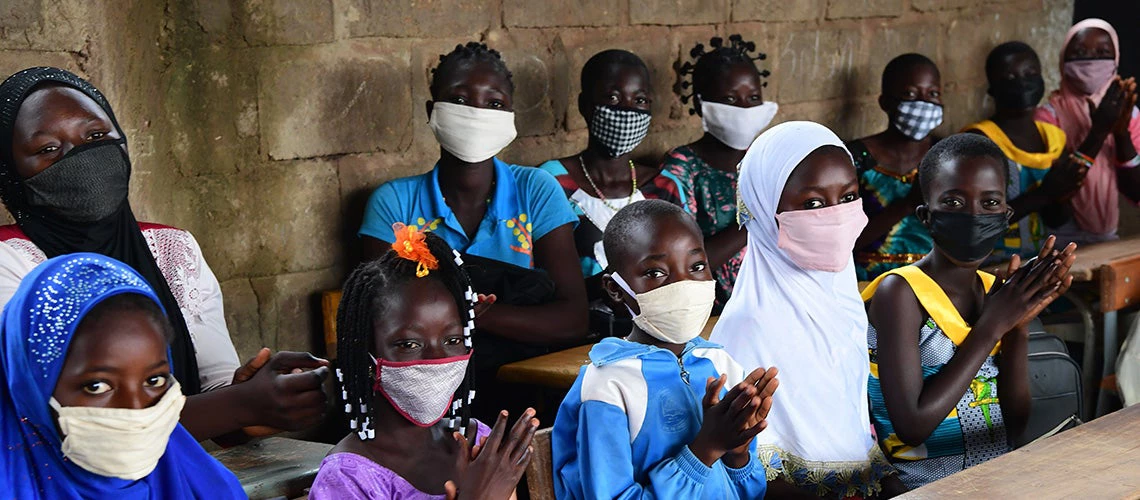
925 209 1010 263
988 74 1046 110
23 139 130 222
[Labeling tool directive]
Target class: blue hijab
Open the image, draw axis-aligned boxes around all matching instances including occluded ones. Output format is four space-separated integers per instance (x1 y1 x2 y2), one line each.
0 253 245 499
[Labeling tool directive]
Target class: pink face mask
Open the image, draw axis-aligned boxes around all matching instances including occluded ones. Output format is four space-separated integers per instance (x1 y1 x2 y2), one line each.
775 201 868 272
1063 59 1117 95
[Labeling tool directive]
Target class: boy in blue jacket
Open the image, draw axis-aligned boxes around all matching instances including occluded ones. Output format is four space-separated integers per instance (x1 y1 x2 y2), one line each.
552 200 780 499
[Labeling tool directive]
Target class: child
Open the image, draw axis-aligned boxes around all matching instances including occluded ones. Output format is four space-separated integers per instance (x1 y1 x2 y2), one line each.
1036 19 1140 246
357 42 587 422
552 199 778 499
711 121 896 497
0 253 244 499
536 49 685 337
862 133 1077 489
313 226 537 499
664 34 776 311
963 41 1086 260
847 54 942 280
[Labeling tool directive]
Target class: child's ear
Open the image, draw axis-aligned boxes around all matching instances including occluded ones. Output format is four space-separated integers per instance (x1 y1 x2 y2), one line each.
577 92 591 121
878 93 891 113
1004 207 1014 220
915 204 931 226
601 273 624 304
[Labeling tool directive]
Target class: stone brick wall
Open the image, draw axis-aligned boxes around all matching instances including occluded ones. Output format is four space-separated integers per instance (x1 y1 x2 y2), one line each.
0 0 1078 359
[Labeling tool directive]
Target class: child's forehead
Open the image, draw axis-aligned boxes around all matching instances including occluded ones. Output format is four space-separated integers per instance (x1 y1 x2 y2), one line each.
935 155 1006 186
437 61 510 90
889 63 939 87
613 215 700 260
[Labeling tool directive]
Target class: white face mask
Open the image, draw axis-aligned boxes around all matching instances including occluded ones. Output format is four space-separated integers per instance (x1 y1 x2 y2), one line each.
611 273 715 344
50 380 185 481
373 352 471 428
428 102 518 163
699 99 779 150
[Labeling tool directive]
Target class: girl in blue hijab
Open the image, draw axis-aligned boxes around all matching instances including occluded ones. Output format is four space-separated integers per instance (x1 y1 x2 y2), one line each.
0 253 244 499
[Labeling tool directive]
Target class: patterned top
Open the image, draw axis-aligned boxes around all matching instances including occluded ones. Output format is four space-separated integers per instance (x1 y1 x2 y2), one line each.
537 159 687 278
661 146 744 309
0 223 240 391
847 140 933 281
862 266 1010 490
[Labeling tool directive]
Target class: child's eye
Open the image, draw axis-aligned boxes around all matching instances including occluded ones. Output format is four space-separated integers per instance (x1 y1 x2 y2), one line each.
692 262 708 272
82 381 111 395
840 192 859 204
449 96 467 105
940 198 963 208
642 269 666 279
444 336 464 346
394 340 423 350
145 375 169 388
723 96 736 104
802 199 825 210
904 91 917 99
982 199 1002 209
87 131 107 141
749 95 762 102
606 94 620 104
488 100 504 109
929 90 941 98
635 96 650 105
36 144 59 155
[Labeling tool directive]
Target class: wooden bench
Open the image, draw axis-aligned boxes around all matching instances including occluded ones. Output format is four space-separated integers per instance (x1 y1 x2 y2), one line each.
210 437 332 500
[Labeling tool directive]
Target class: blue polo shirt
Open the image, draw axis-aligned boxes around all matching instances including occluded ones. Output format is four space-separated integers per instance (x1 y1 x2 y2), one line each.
359 158 578 269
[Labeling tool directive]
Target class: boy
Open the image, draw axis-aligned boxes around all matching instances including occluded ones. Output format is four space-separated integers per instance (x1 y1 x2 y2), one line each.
551 200 778 499
862 134 1076 489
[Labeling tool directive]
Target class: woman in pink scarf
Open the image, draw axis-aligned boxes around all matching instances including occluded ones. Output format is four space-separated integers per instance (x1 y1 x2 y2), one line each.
1036 18 1140 245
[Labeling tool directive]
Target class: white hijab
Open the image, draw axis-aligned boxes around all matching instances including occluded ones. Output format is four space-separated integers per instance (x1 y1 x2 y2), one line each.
710 121 875 464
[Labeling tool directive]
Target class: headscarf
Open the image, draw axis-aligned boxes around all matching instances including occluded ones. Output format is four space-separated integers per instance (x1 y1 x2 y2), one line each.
0 67 200 394
0 253 243 499
1039 19 1128 236
710 122 878 473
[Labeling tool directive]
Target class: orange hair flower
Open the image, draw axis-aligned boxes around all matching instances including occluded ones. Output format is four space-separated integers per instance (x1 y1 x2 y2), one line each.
391 223 438 278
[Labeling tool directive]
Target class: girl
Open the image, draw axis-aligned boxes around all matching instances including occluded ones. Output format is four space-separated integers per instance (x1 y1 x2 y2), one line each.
847 54 942 280
536 49 685 337
1035 19 1140 246
0 67 328 441
0 253 244 499
663 35 776 310
862 134 1076 489
357 42 587 422
313 225 537 499
711 121 895 497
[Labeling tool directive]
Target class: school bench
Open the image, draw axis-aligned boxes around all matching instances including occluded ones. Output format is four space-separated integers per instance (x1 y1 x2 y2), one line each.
210 437 332 500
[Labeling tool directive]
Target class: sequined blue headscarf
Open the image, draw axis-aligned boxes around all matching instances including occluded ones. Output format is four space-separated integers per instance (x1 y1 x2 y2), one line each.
0 253 243 499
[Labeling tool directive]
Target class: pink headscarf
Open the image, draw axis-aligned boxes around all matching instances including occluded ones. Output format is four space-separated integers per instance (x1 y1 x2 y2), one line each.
1035 18 1138 236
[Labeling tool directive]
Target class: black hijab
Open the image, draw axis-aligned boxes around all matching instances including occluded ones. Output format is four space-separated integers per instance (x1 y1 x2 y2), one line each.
0 67 201 395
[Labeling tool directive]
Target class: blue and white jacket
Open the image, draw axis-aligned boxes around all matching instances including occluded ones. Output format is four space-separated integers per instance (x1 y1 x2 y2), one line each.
552 337 769 499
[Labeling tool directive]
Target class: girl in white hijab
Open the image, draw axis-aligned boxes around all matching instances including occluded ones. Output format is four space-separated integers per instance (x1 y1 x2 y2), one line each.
710 121 895 497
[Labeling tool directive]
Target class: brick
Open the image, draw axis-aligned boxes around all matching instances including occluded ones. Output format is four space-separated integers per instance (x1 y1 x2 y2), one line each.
251 268 345 355
340 0 497 38
192 0 233 34
861 22 941 98
631 0 728 26
775 99 855 140
486 29 560 138
732 0 821 22
939 82 991 135
942 14 1021 88
0 1 94 51
500 129 590 166
259 42 413 160
0 50 80 78
774 26 862 103
0 0 40 30
911 0 980 12
240 0 334 46
407 36 481 160
337 153 431 254
504 0 623 28
219 278 264 362
826 0 903 19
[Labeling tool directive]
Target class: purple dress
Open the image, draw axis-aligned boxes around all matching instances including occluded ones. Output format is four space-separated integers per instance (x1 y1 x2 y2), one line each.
310 421 492 499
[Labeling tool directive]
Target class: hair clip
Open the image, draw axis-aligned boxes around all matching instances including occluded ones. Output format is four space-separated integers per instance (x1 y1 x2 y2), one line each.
391 223 439 277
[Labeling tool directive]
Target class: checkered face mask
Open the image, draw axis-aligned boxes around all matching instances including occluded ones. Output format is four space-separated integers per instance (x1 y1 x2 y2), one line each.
589 105 651 158
892 100 943 140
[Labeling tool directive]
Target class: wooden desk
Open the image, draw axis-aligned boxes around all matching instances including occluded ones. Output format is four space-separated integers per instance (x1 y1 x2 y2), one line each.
211 437 332 500
901 403 1140 499
497 316 721 389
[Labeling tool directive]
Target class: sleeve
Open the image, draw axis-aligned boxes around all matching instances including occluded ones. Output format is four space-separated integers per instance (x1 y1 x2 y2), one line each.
0 243 36 311
309 458 390 500
358 182 406 243
661 151 698 215
184 233 241 392
569 400 712 499
523 168 579 242
1034 104 1060 127
1125 106 1140 161
723 364 768 499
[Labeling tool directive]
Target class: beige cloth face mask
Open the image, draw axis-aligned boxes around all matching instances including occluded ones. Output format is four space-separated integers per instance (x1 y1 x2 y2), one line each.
611 273 716 344
428 102 518 163
50 380 186 480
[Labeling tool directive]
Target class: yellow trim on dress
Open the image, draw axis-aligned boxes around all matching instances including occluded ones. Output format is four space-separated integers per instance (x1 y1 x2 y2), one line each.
961 119 1067 170
863 265 1001 356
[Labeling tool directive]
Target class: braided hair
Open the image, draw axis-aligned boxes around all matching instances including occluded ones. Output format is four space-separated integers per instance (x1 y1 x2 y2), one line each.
335 231 477 440
429 41 514 99
678 35 770 115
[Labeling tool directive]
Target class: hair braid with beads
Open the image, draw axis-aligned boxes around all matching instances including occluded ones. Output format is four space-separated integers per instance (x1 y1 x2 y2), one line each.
677 34 770 115
335 232 477 440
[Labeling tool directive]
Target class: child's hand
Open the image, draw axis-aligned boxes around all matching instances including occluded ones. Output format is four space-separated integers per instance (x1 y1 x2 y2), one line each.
725 367 779 464
474 294 497 319
445 409 538 500
690 374 767 467
982 236 1076 337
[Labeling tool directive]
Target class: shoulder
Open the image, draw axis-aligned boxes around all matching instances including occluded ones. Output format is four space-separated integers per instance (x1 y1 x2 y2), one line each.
508 163 560 188
536 159 570 177
0 225 45 264
866 272 923 327
845 139 875 170
312 453 397 499
689 345 745 383
138 223 203 258
373 172 431 198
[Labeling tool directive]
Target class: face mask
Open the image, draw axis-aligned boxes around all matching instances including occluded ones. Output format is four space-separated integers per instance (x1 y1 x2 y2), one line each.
989 74 1046 110
23 139 130 222
428 102 517 163
1063 59 1117 95
373 352 470 427
699 99 779 151
611 273 715 344
925 210 1010 263
891 100 943 141
775 200 868 272
50 380 185 480
589 105 651 158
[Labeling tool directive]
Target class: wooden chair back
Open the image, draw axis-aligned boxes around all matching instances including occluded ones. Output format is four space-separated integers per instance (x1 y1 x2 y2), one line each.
321 290 342 360
525 428 555 500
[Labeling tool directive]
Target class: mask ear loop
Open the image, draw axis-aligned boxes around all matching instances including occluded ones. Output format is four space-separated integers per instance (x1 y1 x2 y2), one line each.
608 273 640 318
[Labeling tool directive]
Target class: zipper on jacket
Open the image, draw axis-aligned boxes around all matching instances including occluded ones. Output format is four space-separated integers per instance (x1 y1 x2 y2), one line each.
677 356 690 385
